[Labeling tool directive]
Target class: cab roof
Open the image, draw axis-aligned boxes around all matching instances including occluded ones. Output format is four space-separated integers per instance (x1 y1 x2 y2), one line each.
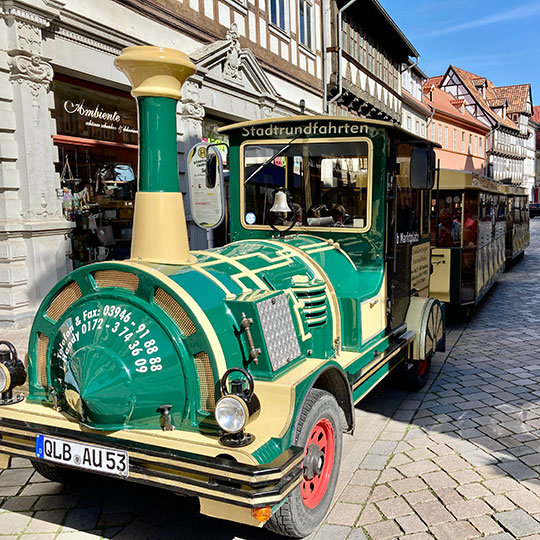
219 115 440 148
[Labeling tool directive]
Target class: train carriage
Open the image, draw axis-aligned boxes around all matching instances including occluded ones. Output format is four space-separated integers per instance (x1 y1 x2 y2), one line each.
0 46 444 538
503 184 530 261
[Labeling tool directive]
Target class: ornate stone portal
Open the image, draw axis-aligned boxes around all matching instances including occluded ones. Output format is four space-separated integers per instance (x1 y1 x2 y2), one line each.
0 1 73 325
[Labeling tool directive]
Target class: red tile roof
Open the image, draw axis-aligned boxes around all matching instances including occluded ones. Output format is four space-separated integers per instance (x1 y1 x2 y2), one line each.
533 106 540 123
495 84 531 114
447 66 518 130
422 82 488 131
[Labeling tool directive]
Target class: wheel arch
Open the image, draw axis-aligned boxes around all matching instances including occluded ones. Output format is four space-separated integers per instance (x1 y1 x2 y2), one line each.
298 365 354 435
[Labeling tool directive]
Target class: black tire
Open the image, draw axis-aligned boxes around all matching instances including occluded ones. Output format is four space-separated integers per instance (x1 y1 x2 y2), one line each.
266 389 342 538
31 460 79 483
402 356 431 392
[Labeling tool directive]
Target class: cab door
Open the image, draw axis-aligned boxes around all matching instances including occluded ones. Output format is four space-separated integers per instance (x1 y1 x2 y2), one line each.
386 146 431 331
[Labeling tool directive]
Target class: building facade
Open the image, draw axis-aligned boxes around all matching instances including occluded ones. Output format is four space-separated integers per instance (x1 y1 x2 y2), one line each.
423 79 488 173
436 66 532 192
401 63 429 137
0 0 423 325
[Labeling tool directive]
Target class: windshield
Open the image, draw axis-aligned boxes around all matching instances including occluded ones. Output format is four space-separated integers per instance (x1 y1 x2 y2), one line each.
243 141 371 230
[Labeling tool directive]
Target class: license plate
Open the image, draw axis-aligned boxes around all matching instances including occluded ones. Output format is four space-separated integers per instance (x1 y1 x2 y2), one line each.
35 434 129 477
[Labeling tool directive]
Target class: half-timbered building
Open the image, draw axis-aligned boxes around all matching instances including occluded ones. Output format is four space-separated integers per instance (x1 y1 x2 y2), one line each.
437 66 532 192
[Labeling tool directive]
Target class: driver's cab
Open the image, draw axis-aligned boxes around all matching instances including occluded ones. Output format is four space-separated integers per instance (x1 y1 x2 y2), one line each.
218 116 439 356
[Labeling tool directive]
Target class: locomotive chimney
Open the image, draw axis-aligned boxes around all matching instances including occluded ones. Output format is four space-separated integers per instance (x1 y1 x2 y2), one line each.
114 46 196 264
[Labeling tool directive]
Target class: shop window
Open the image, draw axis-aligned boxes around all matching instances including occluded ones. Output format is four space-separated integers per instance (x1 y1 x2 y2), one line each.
52 76 138 267
299 0 312 48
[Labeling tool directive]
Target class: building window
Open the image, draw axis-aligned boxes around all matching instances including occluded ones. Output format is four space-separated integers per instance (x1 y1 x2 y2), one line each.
453 129 457 151
479 138 482 156
270 0 287 31
444 126 448 149
438 124 442 145
462 132 465 153
407 115 411 131
299 0 312 48
474 136 478 156
431 123 435 142
469 134 472 154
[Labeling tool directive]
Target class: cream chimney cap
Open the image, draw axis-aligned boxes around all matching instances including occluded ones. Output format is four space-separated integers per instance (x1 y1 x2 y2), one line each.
114 46 196 100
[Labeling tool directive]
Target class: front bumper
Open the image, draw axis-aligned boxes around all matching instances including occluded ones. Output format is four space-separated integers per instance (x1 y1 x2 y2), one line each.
0 409 303 509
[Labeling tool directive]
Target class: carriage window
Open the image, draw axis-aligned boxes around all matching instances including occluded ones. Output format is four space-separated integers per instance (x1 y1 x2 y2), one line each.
243 141 370 229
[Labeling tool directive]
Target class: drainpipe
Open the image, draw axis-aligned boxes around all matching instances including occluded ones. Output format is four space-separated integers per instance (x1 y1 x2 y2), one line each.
326 0 359 113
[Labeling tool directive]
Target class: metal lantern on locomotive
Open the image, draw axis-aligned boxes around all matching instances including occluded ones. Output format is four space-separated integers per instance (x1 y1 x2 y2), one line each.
0 46 445 537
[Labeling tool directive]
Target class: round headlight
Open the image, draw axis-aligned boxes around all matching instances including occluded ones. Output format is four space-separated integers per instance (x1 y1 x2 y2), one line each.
0 363 10 393
215 395 248 433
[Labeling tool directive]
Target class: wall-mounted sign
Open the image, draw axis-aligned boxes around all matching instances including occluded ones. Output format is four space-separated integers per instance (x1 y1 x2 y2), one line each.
187 143 225 230
53 78 138 145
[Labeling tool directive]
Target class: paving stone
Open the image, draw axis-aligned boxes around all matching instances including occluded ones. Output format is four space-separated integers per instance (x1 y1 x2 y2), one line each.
389 477 427 495
312 524 352 540
0 511 32 534
368 485 395 502
446 498 491 519
339 485 371 504
395 513 427 534
430 520 480 540
0 468 34 487
359 454 389 470
376 496 413 519
493 509 540 537
1 495 37 511
506 489 540 513
498 460 538 480
469 514 503 536
432 454 469 472
434 487 464 505
363 519 402 540
346 529 368 540
461 449 498 467
448 469 483 484
376 467 403 484
350 469 380 486
25 510 65 534
370 441 397 456
396 460 440 478
399 532 439 540
357 503 383 526
456 482 491 499
412 500 454 525
63 507 101 531
421 471 457 490
403 489 438 506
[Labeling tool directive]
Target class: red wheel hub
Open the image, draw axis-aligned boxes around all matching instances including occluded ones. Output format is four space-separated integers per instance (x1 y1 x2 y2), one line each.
418 357 428 376
300 418 335 509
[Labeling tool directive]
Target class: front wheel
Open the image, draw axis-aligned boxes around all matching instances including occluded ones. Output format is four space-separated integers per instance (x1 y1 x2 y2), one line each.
266 389 342 538
31 460 80 483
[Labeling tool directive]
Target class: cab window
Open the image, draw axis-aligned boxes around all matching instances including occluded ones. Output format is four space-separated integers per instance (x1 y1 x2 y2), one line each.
243 141 370 230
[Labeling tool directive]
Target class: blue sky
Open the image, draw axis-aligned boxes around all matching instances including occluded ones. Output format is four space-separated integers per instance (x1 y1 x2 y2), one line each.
378 0 540 104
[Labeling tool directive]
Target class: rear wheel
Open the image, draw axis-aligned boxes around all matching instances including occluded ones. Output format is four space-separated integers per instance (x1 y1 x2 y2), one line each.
403 355 431 391
266 389 342 538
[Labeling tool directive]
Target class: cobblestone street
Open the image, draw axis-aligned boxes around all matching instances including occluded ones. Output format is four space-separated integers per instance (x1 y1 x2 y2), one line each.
1 220 540 540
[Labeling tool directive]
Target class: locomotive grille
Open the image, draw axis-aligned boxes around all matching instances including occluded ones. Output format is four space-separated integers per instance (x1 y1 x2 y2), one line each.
292 284 328 328
194 352 215 412
154 288 196 336
94 270 139 292
46 281 82 321
37 333 49 387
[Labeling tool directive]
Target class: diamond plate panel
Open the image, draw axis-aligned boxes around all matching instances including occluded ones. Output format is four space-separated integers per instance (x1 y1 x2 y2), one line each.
257 294 301 371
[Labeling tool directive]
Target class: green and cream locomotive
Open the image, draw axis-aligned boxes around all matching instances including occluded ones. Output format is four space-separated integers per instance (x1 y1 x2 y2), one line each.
0 46 444 537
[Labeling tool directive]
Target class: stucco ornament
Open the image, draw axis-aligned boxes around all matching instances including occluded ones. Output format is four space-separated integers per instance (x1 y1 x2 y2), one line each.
224 24 243 82
180 79 205 128
11 54 54 85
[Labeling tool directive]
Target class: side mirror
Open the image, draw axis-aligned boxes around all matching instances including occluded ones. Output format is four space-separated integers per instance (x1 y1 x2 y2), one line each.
410 148 434 190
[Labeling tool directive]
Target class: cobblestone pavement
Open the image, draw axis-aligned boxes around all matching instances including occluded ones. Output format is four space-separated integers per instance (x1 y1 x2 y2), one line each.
1 220 540 539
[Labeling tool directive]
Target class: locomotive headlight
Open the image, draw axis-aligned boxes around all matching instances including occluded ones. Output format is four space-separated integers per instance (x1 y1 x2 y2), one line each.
215 395 248 433
0 363 9 393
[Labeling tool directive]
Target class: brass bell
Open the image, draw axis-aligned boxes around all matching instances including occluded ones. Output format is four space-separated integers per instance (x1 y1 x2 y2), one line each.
270 188 292 213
